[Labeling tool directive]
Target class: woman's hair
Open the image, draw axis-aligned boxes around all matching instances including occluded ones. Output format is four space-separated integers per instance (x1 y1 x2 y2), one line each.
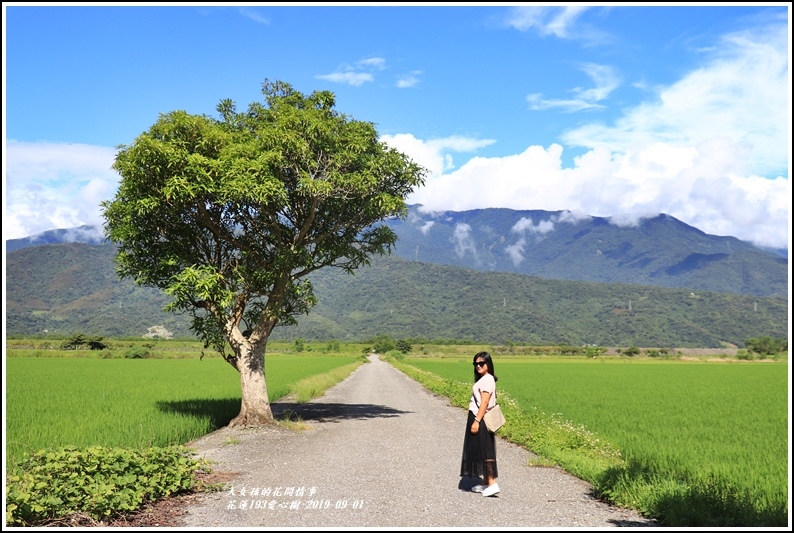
472 351 498 382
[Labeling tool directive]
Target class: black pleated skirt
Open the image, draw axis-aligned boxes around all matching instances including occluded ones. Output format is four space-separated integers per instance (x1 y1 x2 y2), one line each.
460 410 498 479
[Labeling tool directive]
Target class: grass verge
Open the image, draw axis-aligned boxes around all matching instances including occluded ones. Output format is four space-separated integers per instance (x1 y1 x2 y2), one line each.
287 356 368 403
383 355 642 514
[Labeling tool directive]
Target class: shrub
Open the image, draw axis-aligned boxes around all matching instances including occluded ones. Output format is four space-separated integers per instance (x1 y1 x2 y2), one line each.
745 336 787 356
5 445 210 526
584 346 606 358
623 346 641 357
293 338 305 353
124 347 151 359
395 340 412 354
61 334 108 351
386 349 404 360
370 334 395 354
87 337 109 350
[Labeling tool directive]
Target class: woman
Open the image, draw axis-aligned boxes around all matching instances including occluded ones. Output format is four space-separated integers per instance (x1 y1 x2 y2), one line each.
460 351 500 497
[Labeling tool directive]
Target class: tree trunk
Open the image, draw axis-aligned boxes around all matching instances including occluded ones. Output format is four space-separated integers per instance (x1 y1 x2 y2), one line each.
228 340 274 427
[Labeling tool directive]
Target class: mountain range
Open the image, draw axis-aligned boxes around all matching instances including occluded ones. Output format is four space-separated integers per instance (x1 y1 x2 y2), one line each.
4 207 788 347
7 206 788 298
384 205 788 297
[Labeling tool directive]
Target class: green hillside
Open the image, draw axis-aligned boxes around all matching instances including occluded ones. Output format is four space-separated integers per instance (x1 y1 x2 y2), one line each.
5 243 787 348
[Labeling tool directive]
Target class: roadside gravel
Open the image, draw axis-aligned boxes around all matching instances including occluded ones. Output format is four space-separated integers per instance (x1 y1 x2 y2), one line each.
179 355 660 528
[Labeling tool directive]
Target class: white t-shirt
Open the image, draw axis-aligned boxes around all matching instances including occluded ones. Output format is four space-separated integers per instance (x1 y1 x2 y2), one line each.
469 373 496 415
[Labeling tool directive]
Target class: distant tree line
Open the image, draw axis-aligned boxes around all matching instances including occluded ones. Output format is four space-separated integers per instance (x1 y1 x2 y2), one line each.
744 336 787 356
24 332 790 359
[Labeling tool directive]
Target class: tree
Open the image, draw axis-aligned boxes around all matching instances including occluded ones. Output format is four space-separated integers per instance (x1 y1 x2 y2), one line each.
101 80 426 426
395 339 412 354
369 334 396 354
61 333 108 351
745 336 787 356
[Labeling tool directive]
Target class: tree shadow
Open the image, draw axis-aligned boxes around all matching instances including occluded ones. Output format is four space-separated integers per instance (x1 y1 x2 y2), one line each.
155 398 240 429
155 398 410 428
272 402 410 423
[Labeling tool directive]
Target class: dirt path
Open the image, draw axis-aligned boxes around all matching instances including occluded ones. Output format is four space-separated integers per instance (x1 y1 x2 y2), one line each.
179 355 659 527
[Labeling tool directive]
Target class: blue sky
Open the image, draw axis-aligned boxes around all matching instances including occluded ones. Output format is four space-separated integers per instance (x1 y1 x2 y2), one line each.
3 3 791 251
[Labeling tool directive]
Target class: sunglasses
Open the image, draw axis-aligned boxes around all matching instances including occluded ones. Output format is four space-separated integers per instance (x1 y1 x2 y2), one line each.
473 361 486 367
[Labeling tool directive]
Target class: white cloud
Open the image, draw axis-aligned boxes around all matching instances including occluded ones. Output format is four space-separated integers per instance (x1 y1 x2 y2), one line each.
506 6 589 38
381 133 495 176
505 238 526 267
528 63 620 112
574 63 620 102
511 217 555 236
382 134 447 176
357 57 386 70
23 225 106 245
238 8 270 25
315 72 374 87
4 141 119 240
396 70 422 89
419 221 434 235
316 57 386 87
505 217 557 265
504 5 609 46
452 222 476 259
401 135 788 249
556 210 592 225
527 93 605 112
562 22 789 179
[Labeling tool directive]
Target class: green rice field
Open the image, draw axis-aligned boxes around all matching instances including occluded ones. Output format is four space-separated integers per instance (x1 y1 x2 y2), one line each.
4 346 789 527
402 356 789 527
5 355 359 468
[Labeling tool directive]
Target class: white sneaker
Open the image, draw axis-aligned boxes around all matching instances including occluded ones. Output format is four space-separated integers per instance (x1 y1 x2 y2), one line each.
470 484 486 493
482 483 500 497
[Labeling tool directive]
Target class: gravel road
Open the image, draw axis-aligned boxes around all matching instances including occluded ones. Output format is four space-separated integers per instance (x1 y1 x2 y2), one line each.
180 355 659 528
